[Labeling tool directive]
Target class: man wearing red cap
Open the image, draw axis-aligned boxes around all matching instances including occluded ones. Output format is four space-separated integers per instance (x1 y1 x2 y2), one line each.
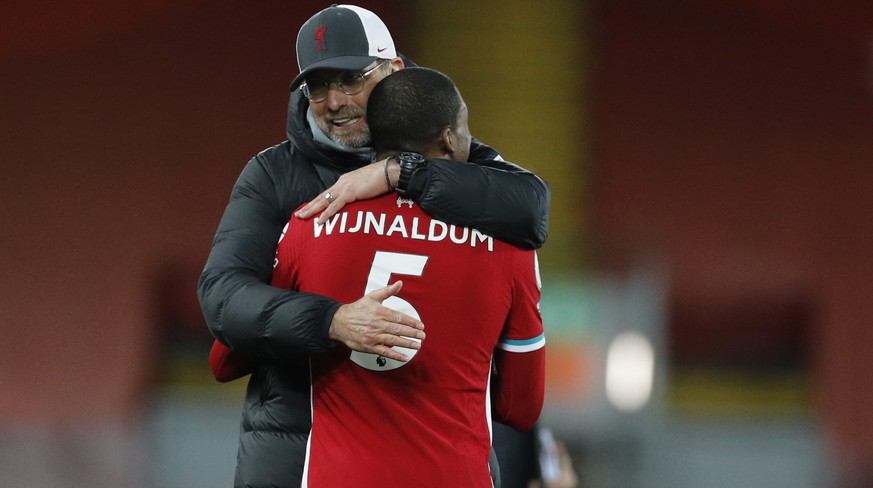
198 5 551 487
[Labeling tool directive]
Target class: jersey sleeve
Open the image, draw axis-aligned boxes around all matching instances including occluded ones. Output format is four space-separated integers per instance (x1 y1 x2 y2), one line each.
209 339 256 382
491 251 546 431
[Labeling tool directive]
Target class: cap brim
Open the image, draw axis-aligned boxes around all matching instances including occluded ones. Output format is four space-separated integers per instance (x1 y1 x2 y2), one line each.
290 55 379 90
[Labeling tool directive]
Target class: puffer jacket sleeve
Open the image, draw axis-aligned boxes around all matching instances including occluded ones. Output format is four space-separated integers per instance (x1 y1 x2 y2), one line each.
197 151 340 360
405 139 550 250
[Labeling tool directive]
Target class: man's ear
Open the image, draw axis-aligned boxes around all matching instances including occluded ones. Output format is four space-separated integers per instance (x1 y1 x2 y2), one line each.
437 127 457 159
388 57 405 73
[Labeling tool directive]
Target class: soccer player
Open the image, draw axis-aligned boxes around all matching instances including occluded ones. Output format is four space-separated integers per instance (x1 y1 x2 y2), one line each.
299 66 545 487
213 67 546 487
201 5 550 486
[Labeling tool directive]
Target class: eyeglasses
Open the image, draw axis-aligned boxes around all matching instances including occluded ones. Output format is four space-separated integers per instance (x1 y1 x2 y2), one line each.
300 61 387 103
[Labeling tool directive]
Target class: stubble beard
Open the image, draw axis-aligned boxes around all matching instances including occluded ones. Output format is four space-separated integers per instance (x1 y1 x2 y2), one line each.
316 112 372 149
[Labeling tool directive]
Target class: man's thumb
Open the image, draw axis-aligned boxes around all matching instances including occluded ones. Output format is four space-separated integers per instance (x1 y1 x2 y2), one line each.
369 280 403 302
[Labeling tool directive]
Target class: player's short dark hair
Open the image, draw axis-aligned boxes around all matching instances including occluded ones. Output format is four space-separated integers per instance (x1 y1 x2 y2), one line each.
367 67 462 155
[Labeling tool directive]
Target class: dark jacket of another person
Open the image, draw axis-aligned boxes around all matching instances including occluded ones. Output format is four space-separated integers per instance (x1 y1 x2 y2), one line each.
198 75 550 488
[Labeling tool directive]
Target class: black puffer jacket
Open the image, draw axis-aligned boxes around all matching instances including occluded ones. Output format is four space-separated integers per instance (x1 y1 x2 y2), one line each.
198 81 550 488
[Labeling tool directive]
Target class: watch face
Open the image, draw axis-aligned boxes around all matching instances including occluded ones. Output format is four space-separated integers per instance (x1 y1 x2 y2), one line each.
399 152 426 164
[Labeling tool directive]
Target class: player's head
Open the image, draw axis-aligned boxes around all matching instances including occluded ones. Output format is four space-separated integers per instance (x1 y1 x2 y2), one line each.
292 4 405 148
367 67 471 162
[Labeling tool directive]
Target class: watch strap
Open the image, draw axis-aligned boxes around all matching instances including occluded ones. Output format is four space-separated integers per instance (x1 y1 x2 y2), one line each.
397 152 427 196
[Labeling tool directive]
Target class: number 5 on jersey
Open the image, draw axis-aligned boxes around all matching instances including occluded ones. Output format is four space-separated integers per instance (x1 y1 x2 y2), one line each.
350 251 429 371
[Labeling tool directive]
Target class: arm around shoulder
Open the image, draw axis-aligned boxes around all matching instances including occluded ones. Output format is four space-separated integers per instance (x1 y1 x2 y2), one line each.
407 139 550 249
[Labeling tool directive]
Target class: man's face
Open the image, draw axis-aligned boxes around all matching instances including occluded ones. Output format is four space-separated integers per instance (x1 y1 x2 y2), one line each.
307 61 391 148
453 101 472 163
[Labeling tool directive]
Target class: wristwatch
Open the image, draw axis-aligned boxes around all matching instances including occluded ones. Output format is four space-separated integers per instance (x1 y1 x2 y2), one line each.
396 152 427 197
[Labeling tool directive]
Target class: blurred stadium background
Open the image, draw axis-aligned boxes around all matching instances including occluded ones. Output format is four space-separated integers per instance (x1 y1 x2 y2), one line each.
2 0 872 486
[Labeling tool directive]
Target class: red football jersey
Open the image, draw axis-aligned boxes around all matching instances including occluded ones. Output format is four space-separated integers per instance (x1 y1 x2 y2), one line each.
272 195 545 488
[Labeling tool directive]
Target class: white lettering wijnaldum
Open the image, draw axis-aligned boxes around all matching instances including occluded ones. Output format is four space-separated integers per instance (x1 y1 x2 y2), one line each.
314 210 494 251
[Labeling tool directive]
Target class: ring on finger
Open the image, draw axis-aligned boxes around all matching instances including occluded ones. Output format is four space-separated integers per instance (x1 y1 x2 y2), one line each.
324 192 335 203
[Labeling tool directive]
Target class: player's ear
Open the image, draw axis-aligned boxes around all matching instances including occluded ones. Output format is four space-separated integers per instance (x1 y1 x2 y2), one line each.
437 126 457 158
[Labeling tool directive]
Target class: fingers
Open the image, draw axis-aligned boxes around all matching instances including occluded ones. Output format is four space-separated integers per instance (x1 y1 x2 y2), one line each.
368 280 403 302
295 189 348 223
295 192 329 220
335 318 425 357
367 326 424 362
328 284 426 362
370 344 411 362
296 162 390 221
345 328 422 363
369 282 424 332
315 197 347 225
382 323 425 343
